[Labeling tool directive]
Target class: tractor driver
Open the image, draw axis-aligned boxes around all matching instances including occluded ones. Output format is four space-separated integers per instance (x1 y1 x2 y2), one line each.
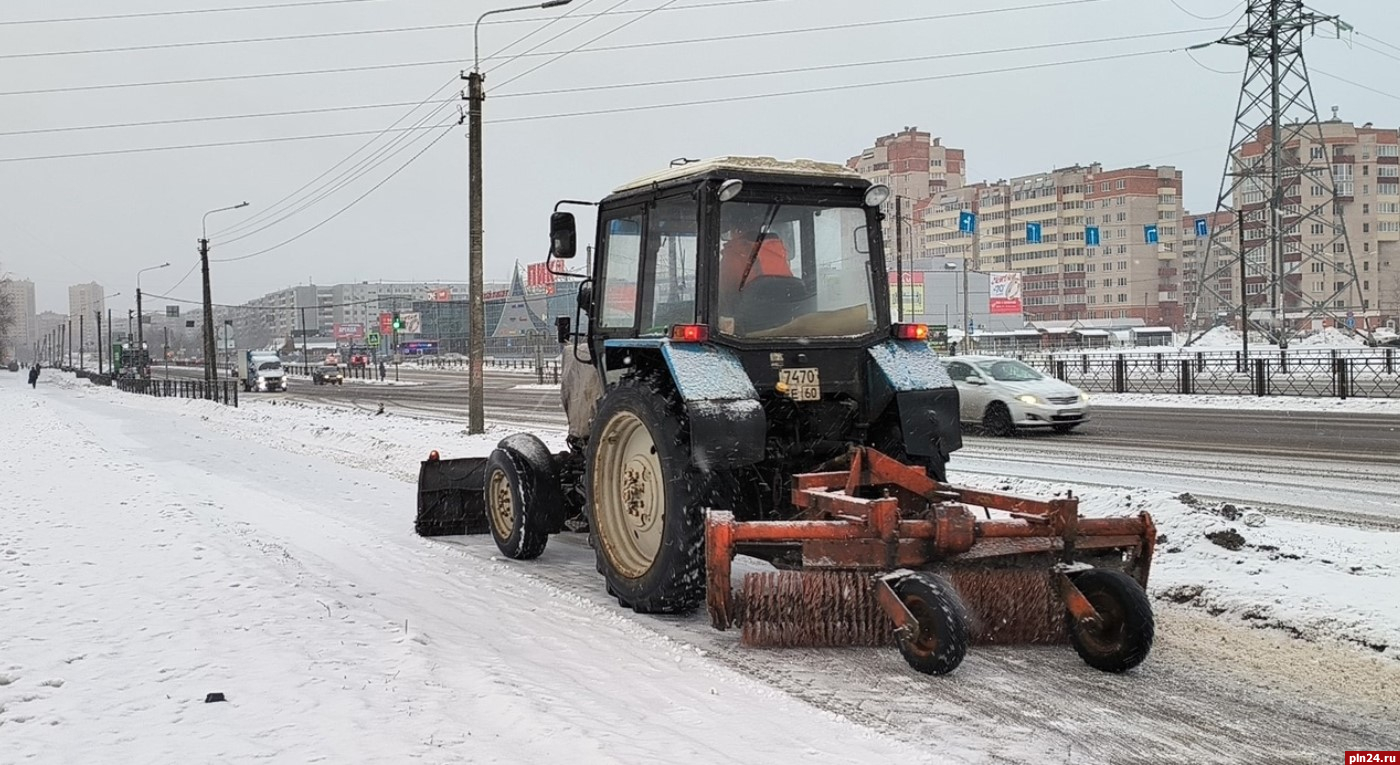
718 215 793 295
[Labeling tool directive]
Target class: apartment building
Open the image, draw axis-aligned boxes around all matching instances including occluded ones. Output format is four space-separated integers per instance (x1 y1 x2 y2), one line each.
1231 118 1399 327
848 127 967 257
1 278 37 363
231 281 471 350
921 164 1185 326
67 283 106 349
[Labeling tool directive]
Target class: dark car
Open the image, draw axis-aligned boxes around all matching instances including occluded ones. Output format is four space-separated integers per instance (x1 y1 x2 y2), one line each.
6 361 18 373
311 365 344 385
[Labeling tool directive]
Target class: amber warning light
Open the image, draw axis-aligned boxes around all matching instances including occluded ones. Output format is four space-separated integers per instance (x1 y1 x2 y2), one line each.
893 323 929 341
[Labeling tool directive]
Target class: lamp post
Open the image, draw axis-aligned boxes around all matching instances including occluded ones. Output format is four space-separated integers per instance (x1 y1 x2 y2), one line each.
467 0 573 435
105 291 122 376
200 202 250 386
136 262 171 359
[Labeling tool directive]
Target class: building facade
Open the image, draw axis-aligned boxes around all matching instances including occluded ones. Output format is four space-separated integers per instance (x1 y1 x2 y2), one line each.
68 283 105 349
1 278 37 363
848 127 967 261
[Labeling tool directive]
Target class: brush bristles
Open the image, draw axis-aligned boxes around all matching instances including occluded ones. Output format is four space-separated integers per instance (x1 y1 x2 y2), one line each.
737 569 1068 648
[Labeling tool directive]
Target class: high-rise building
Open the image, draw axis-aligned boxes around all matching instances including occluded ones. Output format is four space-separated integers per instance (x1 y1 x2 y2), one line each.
1 278 37 362
923 164 1185 326
848 127 967 259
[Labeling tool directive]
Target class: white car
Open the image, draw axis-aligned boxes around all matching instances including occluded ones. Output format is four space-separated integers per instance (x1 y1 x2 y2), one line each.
941 355 1090 435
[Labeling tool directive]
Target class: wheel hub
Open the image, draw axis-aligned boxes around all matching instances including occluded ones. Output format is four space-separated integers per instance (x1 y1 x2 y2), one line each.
488 468 515 538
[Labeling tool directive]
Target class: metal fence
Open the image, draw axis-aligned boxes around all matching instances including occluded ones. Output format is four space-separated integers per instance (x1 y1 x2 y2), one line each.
1047 349 1400 398
114 377 240 406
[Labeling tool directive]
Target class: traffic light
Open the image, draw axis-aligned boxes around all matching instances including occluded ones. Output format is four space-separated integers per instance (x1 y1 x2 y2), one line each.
391 313 403 331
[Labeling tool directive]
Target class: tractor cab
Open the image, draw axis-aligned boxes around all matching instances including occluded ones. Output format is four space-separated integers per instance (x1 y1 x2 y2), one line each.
550 156 958 483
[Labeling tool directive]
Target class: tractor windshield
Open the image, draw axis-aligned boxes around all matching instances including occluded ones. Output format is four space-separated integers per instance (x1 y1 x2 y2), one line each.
717 201 877 340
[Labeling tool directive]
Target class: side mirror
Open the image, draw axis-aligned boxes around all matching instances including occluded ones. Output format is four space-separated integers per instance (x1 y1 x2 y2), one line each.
550 212 577 259
555 316 571 344
577 282 593 315
965 376 986 385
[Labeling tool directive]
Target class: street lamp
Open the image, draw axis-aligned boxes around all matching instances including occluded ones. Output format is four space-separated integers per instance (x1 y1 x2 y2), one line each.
199 202 250 385
136 262 171 360
467 0 573 436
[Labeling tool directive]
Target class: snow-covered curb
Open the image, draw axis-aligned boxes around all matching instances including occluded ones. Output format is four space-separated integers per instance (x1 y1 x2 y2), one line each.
1092 392 1400 413
949 472 1399 661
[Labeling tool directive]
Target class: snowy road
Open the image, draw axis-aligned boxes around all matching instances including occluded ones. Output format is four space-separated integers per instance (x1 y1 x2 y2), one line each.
5 373 1399 764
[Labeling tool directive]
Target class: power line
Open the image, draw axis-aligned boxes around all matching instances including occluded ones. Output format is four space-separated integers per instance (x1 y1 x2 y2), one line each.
0 0 1113 63
1312 69 1400 104
493 0 684 92
1354 39 1400 65
211 115 461 264
0 45 1185 164
6 28 1207 139
217 100 460 245
161 260 203 296
1357 31 1400 55
1165 0 1243 21
485 48 1183 126
0 0 405 26
212 76 460 237
5 0 782 28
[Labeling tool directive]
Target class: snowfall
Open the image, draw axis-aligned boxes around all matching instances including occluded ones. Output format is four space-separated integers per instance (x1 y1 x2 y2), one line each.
3 369 1399 763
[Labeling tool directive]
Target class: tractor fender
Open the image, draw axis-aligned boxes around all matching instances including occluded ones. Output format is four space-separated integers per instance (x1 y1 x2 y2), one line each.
867 340 963 459
601 339 766 469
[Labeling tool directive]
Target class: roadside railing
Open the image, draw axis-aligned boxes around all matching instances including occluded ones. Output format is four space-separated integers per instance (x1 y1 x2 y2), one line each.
1048 349 1400 398
113 377 239 406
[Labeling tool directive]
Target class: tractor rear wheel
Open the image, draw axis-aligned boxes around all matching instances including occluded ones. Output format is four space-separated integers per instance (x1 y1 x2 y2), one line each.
892 572 969 675
1066 569 1154 673
585 378 704 614
483 443 554 560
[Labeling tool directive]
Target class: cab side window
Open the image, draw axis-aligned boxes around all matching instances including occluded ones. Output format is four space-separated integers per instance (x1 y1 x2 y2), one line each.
597 212 644 330
642 197 698 335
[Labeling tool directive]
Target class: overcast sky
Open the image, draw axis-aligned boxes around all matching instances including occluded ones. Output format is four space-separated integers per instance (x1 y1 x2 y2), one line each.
2 0 1396 314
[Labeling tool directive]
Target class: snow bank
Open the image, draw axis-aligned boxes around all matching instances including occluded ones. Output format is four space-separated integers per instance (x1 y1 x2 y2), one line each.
949 473 1400 661
3 373 945 764
1194 325 1243 348
1298 327 1367 347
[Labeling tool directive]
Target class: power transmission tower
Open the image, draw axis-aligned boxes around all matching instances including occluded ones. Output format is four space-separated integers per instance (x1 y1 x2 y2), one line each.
1185 0 1356 348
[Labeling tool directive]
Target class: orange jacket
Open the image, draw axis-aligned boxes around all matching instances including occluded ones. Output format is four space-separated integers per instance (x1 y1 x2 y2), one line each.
720 235 792 292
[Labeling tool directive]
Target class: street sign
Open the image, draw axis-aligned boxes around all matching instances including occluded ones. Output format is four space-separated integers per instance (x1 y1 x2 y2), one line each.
958 210 977 234
1025 222 1042 244
1144 224 1159 245
166 305 180 317
367 332 381 348
1346 310 1356 329
1195 218 1209 237
185 320 195 328
1085 226 1101 246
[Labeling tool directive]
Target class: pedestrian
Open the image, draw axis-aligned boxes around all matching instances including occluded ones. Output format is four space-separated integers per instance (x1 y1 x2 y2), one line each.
27 362 40 389
378 360 386 382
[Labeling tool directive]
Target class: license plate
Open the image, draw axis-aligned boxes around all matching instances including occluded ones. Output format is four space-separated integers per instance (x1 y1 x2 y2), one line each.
1060 410 1081 417
778 367 821 401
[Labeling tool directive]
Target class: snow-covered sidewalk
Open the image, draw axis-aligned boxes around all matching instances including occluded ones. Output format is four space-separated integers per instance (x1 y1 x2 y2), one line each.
0 373 935 763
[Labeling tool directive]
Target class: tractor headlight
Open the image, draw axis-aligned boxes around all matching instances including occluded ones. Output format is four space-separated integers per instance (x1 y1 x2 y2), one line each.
1016 394 1040 406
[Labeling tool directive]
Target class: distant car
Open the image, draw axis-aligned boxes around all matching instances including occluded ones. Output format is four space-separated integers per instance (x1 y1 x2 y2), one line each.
6 361 17 372
311 365 344 385
350 354 369 368
941 355 1090 436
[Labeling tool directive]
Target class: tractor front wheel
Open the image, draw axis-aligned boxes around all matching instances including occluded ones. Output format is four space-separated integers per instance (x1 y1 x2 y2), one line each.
585 379 704 614
1066 569 1154 673
892 572 969 675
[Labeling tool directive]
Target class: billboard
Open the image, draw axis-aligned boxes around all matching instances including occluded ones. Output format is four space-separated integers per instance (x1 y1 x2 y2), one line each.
988 272 1023 315
379 312 394 334
526 262 556 296
887 272 925 316
400 312 422 334
333 323 365 340
432 288 453 302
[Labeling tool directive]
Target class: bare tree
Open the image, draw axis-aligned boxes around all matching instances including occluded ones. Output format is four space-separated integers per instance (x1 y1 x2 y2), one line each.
0 279 15 362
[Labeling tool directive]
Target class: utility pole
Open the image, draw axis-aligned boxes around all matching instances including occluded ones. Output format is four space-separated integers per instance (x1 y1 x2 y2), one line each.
67 319 72 368
200 202 249 387
895 196 905 322
467 0 573 436
164 326 170 378
966 199 978 347
95 311 103 375
108 308 115 375
79 314 85 371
